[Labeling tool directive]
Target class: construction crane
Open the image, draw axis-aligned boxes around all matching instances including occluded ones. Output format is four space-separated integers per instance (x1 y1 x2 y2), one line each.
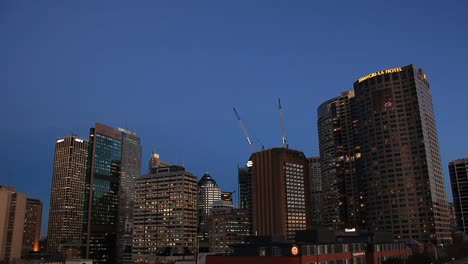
278 98 288 148
233 108 255 152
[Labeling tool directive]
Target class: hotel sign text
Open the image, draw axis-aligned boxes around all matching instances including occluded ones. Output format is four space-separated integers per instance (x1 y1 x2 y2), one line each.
358 67 402 83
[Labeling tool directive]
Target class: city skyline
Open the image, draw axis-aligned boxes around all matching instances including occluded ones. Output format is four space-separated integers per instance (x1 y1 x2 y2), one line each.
1 1 467 235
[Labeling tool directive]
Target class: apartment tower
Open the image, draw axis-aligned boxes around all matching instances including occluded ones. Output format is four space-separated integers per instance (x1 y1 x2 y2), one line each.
47 136 88 254
449 158 468 234
317 90 362 229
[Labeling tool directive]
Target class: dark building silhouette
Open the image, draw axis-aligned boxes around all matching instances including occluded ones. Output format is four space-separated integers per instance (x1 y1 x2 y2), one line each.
449 158 468 234
248 148 311 241
47 136 88 254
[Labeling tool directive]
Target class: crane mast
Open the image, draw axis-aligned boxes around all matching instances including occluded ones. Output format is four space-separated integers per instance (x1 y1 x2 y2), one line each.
278 98 288 148
233 108 255 152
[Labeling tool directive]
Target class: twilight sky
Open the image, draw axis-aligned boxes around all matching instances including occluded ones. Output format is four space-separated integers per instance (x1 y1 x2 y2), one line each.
1 1 467 234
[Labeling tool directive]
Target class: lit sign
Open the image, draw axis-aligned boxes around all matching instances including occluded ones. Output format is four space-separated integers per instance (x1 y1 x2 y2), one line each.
358 67 402 83
345 228 356 232
353 252 365 257
291 245 299 256
56 139 64 143
74 138 84 143
247 160 253 167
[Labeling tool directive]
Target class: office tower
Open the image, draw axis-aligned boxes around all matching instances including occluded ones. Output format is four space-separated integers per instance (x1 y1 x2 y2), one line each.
0 186 27 262
449 158 468 234
208 208 250 253
238 166 252 234
23 198 42 254
47 136 88 254
353 64 451 243
249 148 311 241
198 173 222 243
83 123 122 264
317 90 362 230
308 157 322 226
117 128 142 264
133 164 198 263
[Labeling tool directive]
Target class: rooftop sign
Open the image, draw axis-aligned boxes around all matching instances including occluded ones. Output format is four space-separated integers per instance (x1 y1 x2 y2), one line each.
358 67 402 83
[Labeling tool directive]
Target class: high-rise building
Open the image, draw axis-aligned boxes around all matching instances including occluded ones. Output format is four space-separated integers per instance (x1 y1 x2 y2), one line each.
117 128 142 264
317 90 362 229
83 123 122 264
0 186 27 262
133 164 198 263
317 64 451 243
449 158 468 234
47 136 88 254
198 173 222 245
308 157 322 227
249 148 311 241
354 65 451 243
23 198 42 254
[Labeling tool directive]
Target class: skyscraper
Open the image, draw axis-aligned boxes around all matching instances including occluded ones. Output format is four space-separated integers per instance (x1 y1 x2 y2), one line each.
354 64 450 243
198 173 222 243
318 64 451 243
23 198 42 254
449 158 468 234
317 90 362 229
249 148 311 241
133 164 198 263
117 128 142 264
0 186 27 262
308 157 322 227
83 123 122 264
47 136 88 254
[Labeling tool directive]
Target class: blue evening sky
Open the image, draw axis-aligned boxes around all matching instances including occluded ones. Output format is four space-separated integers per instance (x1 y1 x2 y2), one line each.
1 1 467 234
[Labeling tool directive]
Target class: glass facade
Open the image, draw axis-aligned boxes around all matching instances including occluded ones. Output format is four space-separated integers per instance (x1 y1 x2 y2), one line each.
84 124 122 264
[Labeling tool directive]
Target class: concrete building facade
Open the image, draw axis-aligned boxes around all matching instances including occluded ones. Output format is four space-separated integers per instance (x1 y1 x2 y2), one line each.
0 186 27 262
133 164 198 263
